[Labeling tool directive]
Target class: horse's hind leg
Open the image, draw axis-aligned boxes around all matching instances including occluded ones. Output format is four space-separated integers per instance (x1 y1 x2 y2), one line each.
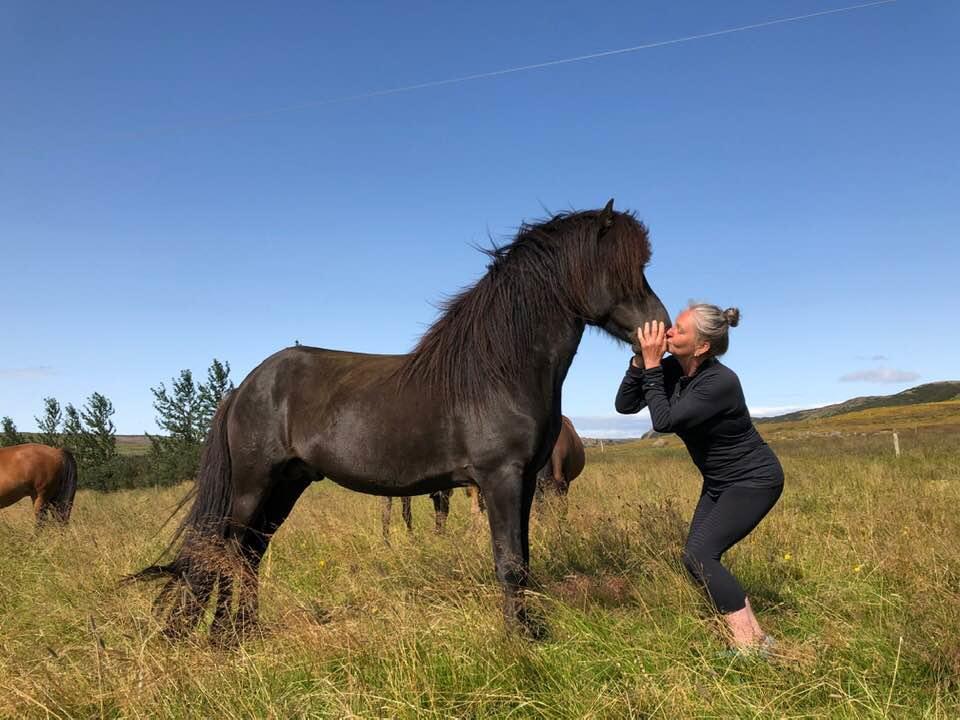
466 487 486 530
431 490 451 533
203 457 282 643
166 493 261 640
33 489 56 528
33 495 48 528
381 497 393 543
166 560 219 639
381 496 412 544
234 466 315 637
209 571 235 644
533 457 553 514
553 468 570 517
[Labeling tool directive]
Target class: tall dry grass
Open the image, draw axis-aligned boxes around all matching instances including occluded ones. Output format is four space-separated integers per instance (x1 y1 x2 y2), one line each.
1 427 958 718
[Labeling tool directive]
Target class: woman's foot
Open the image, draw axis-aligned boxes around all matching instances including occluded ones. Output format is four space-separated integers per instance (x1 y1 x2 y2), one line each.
724 606 763 646
716 634 777 662
724 598 773 649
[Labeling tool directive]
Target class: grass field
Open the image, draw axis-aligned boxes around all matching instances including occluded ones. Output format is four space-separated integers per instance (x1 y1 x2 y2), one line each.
1 410 958 718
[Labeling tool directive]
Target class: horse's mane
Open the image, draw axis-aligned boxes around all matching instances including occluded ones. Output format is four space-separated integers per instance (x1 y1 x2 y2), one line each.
396 208 651 409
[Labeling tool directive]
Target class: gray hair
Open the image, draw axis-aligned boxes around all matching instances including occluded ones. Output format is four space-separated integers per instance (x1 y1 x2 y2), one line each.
688 303 740 358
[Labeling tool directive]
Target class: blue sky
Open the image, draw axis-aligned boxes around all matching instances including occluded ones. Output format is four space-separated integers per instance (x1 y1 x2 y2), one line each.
2 1 957 437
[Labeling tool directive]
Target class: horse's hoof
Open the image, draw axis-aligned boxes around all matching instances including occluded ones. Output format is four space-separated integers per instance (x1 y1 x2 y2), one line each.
160 622 190 642
521 619 550 642
209 614 241 648
511 611 550 641
234 616 265 642
209 626 240 649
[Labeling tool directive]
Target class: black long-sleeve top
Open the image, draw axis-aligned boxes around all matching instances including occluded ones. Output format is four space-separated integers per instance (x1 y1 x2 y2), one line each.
616 356 783 497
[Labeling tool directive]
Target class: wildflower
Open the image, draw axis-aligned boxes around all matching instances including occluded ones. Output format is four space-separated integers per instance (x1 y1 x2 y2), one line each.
853 564 863 573
782 553 792 561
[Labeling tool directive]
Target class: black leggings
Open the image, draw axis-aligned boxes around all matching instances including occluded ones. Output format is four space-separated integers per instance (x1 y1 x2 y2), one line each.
682 484 783 614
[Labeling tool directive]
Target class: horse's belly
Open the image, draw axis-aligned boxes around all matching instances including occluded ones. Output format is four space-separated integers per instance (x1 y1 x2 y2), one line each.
0 484 31 508
298 418 470 496
326 471 468 498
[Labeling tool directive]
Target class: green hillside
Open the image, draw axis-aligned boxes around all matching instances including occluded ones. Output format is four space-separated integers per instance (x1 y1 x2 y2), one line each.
757 381 960 423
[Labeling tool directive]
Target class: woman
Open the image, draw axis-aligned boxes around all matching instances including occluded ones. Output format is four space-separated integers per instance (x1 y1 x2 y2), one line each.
615 304 783 651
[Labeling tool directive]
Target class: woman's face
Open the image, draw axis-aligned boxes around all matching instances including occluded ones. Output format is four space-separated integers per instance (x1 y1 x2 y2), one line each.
666 310 707 359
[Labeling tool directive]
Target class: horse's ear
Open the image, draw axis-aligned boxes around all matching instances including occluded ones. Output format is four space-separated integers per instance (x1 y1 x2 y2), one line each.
599 198 615 229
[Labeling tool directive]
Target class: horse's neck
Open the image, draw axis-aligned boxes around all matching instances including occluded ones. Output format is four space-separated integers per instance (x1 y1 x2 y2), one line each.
520 316 586 410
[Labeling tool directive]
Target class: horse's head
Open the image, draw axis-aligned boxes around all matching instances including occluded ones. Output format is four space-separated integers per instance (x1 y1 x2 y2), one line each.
579 199 671 344
402 201 670 409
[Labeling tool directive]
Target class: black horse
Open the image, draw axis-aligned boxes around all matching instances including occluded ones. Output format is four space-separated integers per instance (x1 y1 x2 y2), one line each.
132 200 669 640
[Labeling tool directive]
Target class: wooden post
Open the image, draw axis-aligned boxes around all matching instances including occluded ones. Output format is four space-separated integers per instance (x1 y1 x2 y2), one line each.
892 432 900 458
599 439 604 453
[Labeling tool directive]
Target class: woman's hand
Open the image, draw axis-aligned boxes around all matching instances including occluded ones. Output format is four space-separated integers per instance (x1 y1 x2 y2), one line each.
638 321 667 369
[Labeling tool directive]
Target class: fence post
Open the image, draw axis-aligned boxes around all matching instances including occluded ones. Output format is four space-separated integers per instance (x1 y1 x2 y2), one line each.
892 431 900 458
599 439 604 453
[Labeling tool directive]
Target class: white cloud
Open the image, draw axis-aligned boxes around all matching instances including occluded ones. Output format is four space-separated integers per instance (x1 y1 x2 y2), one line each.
0 366 56 379
839 368 920 383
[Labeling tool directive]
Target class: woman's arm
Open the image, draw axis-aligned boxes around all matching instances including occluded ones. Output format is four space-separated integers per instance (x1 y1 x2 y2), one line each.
615 359 647 414
642 368 735 432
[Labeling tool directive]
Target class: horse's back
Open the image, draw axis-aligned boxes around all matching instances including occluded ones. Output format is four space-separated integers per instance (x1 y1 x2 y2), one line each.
239 345 415 434
230 346 477 493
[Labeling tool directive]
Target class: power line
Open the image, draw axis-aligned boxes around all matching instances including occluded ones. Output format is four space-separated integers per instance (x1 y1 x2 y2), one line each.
327 0 897 103
126 0 893 137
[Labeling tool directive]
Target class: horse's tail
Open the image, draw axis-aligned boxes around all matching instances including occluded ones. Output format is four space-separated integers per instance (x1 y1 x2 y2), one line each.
49 448 78 523
125 390 236 635
165 388 236 558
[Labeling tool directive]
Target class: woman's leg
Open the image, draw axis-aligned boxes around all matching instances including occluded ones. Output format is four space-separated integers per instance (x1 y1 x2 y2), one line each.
683 484 783 646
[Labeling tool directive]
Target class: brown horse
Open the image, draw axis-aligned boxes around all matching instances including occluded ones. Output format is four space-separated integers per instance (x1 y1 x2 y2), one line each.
0 443 78 525
131 201 668 640
381 489 453 541
535 415 585 499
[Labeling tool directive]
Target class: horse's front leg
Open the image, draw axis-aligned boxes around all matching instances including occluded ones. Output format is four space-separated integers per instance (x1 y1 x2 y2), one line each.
481 464 539 635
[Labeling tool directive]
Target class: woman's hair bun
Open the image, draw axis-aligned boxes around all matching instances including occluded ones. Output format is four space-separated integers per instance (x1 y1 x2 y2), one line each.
723 307 740 328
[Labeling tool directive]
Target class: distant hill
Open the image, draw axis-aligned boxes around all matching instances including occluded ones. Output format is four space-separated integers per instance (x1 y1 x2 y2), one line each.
634 399 960 448
756 381 960 423
117 434 151 455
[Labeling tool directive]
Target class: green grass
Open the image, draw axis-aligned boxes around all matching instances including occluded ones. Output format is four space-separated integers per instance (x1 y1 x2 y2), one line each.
1 420 959 718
